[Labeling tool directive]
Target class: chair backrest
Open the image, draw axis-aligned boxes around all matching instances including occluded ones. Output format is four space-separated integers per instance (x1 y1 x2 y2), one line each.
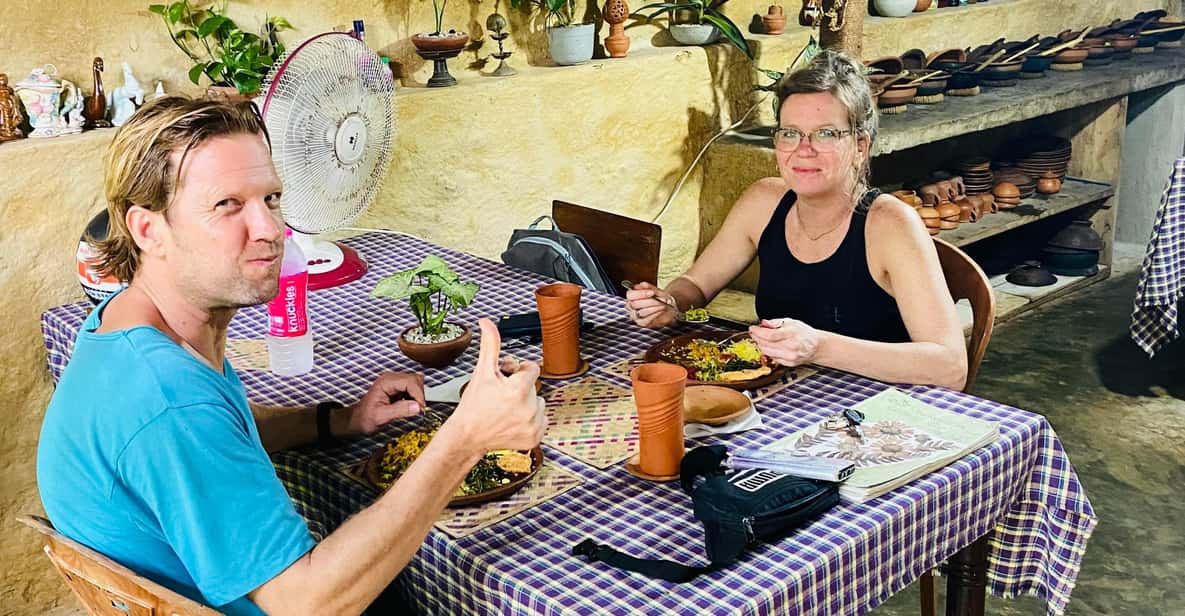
932 238 995 392
17 514 222 616
552 200 662 297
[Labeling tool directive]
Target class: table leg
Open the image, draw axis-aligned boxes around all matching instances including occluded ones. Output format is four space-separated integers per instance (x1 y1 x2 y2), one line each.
944 533 992 616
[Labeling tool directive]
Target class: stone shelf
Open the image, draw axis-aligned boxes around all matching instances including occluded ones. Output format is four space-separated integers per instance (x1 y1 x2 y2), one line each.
721 47 1185 155
937 177 1114 247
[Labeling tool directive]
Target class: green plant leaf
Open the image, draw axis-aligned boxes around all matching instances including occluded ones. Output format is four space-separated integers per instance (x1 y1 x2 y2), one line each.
414 255 454 279
197 14 228 37
441 280 479 310
633 2 682 15
371 269 430 300
269 16 293 31
148 4 167 16
167 1 186 24
187 62 208 84
703 10 751 59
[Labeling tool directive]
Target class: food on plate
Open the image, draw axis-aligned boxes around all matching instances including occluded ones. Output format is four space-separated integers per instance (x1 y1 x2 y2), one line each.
665 337 772 382
376 429 534 495
684 307 710 322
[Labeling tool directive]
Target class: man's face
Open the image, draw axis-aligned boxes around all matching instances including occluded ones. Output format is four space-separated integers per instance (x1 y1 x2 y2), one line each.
161 133 285 310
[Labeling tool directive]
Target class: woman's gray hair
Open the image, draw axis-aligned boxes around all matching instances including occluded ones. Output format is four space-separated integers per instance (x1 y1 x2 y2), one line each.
776 49 878 187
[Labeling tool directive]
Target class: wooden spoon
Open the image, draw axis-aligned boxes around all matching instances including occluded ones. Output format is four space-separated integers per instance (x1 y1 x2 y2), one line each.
1000 41 1041 64
971 49 1007 72
904 70 947 86
1038 30 1090 57
1141 24 1185 35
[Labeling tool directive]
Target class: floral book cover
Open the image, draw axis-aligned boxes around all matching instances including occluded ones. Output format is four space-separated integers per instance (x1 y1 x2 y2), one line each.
764 388 999 501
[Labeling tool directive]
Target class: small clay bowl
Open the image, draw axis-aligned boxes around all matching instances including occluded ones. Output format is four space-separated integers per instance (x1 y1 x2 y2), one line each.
1054 48 1090 63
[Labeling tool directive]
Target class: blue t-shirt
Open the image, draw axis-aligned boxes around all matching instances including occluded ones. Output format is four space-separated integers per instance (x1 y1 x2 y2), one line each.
37 294 316 615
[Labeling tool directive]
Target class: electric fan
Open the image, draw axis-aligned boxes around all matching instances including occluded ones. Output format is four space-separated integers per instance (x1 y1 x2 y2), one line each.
259 32 396 289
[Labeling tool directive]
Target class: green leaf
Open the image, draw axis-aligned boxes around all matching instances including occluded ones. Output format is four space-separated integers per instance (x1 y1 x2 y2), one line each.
198 14 228 37
235 77 261 94
167 1 186 24
371 270 429 300
204 61 225 80
174 28 198 40
414 255 454 279
703 10 751 59
441 280 479 310
759 68 784 81
148 4 167 16
188 62 208 85
268 16 292 31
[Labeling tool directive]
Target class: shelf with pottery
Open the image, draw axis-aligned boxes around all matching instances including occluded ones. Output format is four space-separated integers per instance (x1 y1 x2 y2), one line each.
935 177 1114 247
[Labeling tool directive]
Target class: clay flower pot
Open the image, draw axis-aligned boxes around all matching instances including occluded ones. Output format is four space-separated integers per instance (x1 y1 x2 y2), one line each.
397 323 473 369
535 283 583 376
630 363 688 477
412 32 470 53
763 5 787 34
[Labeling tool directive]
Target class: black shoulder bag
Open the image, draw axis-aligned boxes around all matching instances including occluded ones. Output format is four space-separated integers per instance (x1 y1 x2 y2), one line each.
572 446 840 582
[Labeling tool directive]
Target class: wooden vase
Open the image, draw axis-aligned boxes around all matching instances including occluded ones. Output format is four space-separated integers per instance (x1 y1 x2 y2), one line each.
535 283 583 376
630 363 688 477
604 0 631 58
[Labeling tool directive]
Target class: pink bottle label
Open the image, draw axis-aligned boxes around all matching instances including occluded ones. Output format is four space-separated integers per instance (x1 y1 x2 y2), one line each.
268 271 309 337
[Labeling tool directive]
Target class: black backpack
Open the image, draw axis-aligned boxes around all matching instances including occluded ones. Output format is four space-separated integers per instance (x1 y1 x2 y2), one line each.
501 216 617 295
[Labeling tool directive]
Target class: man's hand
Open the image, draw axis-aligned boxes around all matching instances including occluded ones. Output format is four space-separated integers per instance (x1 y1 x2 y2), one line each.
449 318 546 453
345 372 427 436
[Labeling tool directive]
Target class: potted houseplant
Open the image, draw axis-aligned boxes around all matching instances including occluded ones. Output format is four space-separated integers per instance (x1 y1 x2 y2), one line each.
510 0 595 65
633 0 752 58
148 1 290 98
412 0 470 53
371 255 480 369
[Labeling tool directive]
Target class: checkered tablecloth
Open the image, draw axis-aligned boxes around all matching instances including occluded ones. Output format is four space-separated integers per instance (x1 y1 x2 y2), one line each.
41 232 1095 616
1132 158 1185 356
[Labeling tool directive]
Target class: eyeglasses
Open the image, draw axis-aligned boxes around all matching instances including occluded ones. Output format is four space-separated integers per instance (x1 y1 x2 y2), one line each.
772 127 853 153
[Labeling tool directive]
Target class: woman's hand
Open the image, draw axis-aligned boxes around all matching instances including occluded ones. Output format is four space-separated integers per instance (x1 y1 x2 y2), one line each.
625 282 677 329
748 318 823 366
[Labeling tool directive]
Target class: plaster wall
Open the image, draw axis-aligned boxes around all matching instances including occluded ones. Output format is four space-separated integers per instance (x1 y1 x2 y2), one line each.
0 0 1175 612
1117 83 1185 244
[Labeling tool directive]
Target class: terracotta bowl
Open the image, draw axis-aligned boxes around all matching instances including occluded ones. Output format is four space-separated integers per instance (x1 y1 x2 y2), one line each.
927 48 968 66
398 323 473 369
1054 48 1090 63
866 56 906 76
876 83 918 107
411 32 470 52
900 48 928 71
1106 35 1139 50
1022 55 1055 73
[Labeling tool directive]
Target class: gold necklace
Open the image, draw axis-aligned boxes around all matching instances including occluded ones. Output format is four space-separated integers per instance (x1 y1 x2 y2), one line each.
794 204 851 241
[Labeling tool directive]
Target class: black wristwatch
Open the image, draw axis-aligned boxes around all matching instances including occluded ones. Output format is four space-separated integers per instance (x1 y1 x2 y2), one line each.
316 401 344 447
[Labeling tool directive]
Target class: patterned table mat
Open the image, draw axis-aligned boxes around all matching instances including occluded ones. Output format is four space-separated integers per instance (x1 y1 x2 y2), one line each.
599 355 818 403
225 338 271 372
542 376 639 469
338 455 583 539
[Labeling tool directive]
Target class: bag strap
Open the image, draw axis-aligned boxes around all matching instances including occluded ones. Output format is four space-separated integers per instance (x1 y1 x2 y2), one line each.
571 540 720 583
528 215 556 230
571 446 731 583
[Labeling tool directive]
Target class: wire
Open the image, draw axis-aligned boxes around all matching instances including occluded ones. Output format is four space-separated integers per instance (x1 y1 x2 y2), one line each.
650 92 773 224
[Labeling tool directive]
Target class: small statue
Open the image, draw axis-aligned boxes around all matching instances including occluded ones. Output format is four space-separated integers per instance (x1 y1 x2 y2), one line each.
485 14 517 76
153 81 166 100
0 74 25 143
83 57 111 130
58 82 85 135
107 62 145 127
604 0 630 58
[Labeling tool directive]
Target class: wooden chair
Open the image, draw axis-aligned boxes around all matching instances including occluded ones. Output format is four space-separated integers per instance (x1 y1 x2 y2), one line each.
551 200 662 297
919 238 996 616
17 514 221 616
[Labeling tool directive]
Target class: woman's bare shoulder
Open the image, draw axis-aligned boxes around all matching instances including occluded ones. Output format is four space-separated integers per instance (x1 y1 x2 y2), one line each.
865 193 933 254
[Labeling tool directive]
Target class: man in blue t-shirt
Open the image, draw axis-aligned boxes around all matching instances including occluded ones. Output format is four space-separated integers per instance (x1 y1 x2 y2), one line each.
37 97 546 615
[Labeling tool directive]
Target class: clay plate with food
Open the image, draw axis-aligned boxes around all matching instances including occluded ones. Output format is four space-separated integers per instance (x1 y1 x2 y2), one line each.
364 429 543 507
643 331 788 390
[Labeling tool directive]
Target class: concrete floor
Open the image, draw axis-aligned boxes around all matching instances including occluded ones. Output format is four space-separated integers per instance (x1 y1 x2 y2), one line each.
874 243 1185 615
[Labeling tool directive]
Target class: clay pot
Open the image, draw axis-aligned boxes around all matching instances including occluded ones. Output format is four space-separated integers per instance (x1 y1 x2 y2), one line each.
412 32 470 53
993 181 1021 200
398 324 473 369
630 363 688 477
763 5 786 35
914 0 932 10
956 197 978 223
536 283 583 376
919 184 941 205
978 193 997 215
935 179 957 202
892 189 923 207
1037 171 1062 194
937 202 961 229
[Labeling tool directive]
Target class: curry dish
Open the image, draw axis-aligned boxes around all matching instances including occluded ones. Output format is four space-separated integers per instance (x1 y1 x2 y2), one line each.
664 337 772 382
376 429 533 495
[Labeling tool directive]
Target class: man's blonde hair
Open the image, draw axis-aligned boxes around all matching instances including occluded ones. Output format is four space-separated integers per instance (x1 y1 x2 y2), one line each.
92 96 270 282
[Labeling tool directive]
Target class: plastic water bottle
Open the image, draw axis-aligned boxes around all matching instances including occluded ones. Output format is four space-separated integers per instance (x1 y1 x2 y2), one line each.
267 229 314 376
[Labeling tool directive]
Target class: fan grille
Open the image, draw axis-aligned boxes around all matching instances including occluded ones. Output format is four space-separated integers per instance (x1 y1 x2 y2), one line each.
261 33 396 234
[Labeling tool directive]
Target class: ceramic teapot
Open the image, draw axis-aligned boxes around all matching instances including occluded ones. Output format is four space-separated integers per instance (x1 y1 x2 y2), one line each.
13 65 77 138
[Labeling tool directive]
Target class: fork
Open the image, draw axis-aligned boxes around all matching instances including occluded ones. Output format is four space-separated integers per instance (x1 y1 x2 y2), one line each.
620 280 709 324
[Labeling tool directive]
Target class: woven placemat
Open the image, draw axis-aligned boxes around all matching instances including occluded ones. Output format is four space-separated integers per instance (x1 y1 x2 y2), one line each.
1051 62 1084 71
913 93 944 104
946 86 980 96
543 377 639 469
225 338 271 371
879 103 908 115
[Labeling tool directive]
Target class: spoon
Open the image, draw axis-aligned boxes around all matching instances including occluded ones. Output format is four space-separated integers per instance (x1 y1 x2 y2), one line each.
621 280 710 324
1000 41 1041 64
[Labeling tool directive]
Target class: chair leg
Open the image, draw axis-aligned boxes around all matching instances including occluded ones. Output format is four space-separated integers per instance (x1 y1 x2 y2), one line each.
920 569 939 616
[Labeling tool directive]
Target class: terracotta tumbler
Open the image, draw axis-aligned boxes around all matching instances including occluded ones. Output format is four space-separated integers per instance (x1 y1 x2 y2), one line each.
630 363 688 477
535 283 583 376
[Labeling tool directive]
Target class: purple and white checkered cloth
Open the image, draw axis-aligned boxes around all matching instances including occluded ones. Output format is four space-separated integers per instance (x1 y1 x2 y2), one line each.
1132 158 1185 357
41 232 1095 615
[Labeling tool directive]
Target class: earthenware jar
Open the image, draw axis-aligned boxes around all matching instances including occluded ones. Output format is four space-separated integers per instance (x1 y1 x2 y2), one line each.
536 283 583 376
631 363 688 477
763 5 787 34
1037 171 1062 194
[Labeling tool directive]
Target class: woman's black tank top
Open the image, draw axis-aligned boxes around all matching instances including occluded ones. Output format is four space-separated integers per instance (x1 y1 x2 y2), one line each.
755 189 910 343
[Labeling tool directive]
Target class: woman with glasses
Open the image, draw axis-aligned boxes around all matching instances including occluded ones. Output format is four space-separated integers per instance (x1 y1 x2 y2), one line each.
626 49 967 390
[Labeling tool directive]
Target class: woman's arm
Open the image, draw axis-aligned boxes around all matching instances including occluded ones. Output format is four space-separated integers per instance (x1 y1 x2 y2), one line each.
749 197 968 390
628 178 784 327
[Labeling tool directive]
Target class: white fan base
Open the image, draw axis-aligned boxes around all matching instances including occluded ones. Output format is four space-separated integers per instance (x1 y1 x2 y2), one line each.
291 231 344 275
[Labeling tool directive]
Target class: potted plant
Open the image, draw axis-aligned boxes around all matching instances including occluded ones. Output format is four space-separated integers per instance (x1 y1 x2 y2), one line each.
510 0 595 65
371 255 480 369
633 0 752 58
148 1 290 98
412 0 470 53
